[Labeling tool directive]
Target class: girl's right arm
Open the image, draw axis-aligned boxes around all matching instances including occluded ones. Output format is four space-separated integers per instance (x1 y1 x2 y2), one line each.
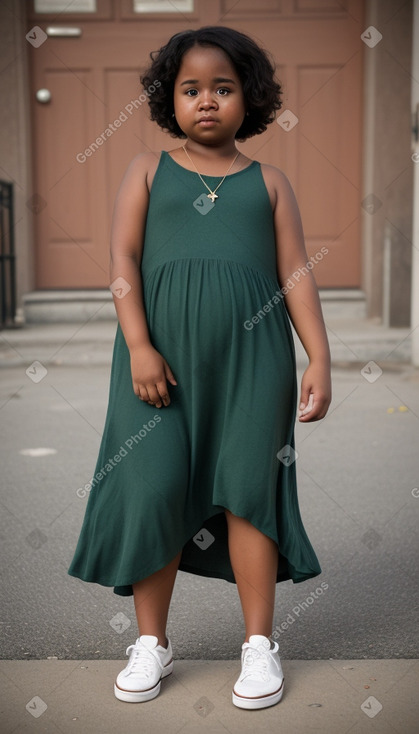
109 152 177 408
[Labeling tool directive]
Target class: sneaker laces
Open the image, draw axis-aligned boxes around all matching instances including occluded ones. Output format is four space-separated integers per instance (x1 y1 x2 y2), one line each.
125 642 163 679
240 646 270 682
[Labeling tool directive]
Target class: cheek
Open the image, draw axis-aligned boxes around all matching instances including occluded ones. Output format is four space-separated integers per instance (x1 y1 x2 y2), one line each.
174 95 193 113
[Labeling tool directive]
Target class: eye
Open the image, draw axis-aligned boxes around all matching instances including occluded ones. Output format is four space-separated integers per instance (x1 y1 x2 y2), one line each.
217 88 231 96
185 89 198 96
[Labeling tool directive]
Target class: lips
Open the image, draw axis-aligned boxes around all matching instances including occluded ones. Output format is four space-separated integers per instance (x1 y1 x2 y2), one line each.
197 117 217 124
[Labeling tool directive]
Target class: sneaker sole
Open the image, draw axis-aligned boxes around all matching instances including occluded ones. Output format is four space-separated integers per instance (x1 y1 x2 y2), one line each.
114 660 174 703
232 680 284 710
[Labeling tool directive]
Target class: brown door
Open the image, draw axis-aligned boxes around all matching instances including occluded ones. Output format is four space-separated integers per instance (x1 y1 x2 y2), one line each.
27 0 364 289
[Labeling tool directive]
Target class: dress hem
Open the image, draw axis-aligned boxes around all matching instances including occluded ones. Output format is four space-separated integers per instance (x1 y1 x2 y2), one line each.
68 505 322 597
67 562 322 597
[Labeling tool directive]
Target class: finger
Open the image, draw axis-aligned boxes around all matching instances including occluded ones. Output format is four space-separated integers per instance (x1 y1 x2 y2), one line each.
298 388 313 417
298 393 315 420
155 380 170 406
144 385 163 408
138 387 151 403
299 397 327 422
164 361 177 385
298 382 311 412
146 393 162 407
304 393 315 413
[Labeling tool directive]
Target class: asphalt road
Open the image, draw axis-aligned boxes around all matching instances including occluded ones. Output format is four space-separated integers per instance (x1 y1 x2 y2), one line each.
1 357 418 661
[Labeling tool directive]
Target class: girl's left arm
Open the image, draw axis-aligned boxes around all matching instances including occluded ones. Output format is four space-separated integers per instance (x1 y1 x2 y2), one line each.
267 166 332 422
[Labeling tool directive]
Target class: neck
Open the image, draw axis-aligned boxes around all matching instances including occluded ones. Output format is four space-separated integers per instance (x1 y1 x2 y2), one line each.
183 139 239 160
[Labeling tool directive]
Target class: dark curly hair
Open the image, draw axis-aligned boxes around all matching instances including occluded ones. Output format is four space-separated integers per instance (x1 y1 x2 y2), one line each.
140 26 282 141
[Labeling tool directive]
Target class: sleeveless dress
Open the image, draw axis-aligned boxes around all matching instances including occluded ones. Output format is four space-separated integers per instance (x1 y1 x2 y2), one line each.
67 150 321 596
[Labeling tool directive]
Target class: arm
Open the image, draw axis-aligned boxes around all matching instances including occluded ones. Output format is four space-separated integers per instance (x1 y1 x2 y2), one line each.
270 167 332 422
109 152 177 408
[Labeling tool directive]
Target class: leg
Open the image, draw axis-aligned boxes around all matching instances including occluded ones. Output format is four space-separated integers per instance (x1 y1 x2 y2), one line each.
225 510 278 641
132 550 182 648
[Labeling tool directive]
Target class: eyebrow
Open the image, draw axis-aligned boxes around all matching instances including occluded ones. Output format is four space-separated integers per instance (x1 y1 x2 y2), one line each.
179 77 237 86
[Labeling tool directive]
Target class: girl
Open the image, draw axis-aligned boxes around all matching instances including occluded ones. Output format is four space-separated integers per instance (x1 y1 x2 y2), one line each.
68 26 331 711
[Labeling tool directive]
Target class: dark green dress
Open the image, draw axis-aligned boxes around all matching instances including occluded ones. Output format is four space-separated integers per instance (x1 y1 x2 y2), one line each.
68 151 321 596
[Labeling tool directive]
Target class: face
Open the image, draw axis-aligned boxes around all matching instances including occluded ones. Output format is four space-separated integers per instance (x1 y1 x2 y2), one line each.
173 44 246 145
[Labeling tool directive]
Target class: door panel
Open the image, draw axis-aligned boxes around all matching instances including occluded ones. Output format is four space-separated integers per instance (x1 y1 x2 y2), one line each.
27 0 364 288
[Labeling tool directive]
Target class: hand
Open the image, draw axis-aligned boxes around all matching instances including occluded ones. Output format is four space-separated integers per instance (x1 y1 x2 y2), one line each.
130 344 177 408
298 361 331 422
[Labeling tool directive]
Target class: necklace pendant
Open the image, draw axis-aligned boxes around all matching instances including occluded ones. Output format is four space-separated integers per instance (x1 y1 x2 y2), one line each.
207 192 218 203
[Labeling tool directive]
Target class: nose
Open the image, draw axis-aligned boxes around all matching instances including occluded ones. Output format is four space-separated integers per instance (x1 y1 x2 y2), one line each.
198 90 218 110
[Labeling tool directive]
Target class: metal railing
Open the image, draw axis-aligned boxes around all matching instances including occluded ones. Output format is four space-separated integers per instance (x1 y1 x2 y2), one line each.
0 181 16 328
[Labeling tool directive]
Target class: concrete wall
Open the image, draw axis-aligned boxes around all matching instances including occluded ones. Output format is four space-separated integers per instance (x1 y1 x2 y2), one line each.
0 0 35 322
411 0 419 365
362 0 413 326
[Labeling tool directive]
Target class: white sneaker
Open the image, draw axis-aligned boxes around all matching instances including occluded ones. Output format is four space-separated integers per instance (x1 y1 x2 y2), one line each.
114 635 174 702
232 634 284 710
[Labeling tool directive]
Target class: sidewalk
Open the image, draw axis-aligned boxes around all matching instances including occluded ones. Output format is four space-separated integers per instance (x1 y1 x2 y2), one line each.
1 658 417 733
1 317 417 733
0 315 414 367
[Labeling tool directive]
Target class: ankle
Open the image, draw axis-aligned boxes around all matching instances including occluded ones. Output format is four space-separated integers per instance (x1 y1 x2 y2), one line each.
244 634 271 641
244 634 273 646
139 633 168 648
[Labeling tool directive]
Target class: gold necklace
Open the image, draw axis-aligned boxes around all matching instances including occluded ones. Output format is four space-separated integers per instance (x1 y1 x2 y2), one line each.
182 145 240 203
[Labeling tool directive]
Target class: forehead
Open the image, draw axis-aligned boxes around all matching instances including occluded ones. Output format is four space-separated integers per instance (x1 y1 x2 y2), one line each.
176 44 239 80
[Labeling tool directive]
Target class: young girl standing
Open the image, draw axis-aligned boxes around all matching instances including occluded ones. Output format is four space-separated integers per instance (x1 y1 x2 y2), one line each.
68 26 331 711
